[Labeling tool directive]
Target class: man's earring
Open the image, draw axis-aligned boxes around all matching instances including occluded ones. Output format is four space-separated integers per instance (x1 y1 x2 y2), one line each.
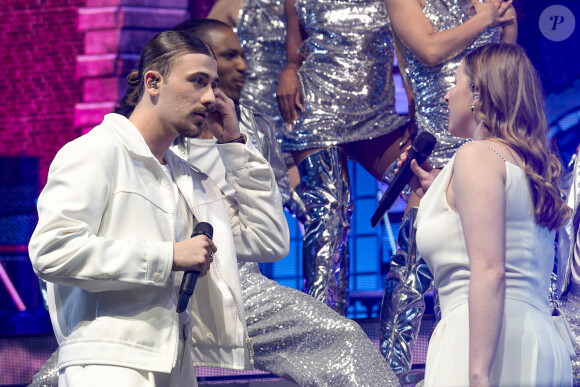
150 78 159 89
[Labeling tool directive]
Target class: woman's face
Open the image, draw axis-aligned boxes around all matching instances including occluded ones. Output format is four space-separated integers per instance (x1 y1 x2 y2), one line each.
444 63 479 139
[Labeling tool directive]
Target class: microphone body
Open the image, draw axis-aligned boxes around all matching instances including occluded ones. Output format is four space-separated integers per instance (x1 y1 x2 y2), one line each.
370 132 437 228
176 222 213 313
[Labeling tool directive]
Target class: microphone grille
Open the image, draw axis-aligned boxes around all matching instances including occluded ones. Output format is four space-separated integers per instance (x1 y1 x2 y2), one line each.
194 222 213 239
413 131 437 154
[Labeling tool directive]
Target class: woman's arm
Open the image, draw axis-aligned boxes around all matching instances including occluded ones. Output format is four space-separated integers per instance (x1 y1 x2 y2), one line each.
451 142 507 386
276 0 306 126
385 0 515 66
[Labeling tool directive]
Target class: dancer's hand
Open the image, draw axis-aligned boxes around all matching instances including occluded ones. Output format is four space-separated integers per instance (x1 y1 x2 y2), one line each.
397 145 438 198
472 0 515 28
277 64 304 129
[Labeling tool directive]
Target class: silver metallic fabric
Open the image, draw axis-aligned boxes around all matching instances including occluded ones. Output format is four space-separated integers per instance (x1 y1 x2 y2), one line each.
239 103 291 204
28 349 58 387
557 287 580 386
557 150 580 384
404 0 499 168
555 278 580 384
282 0 408 151
239 261 399 386
299 146 352 315
237 0 286 128
557 151 580 299
238 103 308 221
380 207 435 385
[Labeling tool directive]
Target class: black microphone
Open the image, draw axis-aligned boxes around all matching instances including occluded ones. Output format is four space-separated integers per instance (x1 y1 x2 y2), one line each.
370 132 437 228
176 222 213 313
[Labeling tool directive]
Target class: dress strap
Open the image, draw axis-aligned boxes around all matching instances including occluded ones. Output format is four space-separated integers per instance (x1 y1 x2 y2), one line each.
470 140 507 162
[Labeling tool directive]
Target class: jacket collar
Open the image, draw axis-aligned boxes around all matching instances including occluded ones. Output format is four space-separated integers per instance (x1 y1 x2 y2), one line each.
103 113 159 160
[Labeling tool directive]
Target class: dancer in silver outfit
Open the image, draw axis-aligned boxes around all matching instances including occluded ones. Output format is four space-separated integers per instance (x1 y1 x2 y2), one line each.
379 0 516 382
398 2 499 168
556 146 580 385
278 0 411 315
236 0 286 129
208 0 307 223
30 19 399 387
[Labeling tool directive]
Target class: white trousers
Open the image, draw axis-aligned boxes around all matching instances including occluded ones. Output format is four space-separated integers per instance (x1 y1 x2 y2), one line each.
59 325 197 387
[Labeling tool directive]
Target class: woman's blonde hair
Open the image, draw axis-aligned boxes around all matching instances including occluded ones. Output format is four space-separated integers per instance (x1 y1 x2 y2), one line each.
464 43 571 230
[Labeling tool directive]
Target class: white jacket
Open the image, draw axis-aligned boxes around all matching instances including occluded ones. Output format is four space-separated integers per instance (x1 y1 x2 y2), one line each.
28 114 290 372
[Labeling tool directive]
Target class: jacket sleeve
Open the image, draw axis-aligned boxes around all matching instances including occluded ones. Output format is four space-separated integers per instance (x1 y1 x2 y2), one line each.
216 143 290 262
28 135 174 292
250 112 291 205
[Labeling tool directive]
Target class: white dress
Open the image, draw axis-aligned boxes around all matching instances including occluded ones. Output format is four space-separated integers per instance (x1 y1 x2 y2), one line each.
415 150 573 386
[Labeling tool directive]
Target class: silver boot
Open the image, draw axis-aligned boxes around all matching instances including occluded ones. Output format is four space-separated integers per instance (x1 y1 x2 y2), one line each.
380 207 435 385
299 146 353 315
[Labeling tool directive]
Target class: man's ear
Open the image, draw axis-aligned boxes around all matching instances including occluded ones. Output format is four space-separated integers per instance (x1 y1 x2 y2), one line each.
144 71 161 95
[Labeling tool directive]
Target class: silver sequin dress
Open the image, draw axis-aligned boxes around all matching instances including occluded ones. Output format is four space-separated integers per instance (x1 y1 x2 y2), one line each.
237 0 286 128
282 0 407 151
405 0 499 168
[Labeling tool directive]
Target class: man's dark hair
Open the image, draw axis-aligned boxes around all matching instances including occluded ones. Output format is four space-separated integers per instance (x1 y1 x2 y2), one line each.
172 17 231 39
117 23 228 117
133 29 216 103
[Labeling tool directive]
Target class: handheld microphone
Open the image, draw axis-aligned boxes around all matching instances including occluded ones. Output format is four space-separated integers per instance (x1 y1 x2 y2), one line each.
176 222 213 313
370 132 437 228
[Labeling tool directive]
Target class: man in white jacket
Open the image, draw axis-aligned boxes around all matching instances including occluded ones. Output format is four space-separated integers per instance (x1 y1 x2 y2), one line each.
28 30 289 387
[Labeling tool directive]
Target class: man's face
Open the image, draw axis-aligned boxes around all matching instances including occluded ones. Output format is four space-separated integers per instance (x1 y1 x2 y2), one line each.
156 53 219 138
203 27 247 102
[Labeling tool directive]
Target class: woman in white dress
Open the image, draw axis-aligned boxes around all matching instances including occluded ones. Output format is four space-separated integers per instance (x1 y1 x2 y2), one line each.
405 43 573 386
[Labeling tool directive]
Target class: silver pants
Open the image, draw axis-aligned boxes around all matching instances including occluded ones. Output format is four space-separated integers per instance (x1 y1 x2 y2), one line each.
298 146 353 315
379 207 435 385
240 262 399 386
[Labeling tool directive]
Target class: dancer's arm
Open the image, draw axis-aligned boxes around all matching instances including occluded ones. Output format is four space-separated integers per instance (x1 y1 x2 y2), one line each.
500 4 518 43
276 0 306 126
385 0 516 66
452 142 507 386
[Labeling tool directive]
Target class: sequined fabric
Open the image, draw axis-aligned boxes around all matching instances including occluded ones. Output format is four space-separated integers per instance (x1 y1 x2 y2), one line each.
237 0 286 127
557 151 580 299
380 208 435 385
299 146 352 315
239 261 399 386
556 287 580 385
28 349 58 387
558 150 580 384
404 0 499 168
282 0 407 151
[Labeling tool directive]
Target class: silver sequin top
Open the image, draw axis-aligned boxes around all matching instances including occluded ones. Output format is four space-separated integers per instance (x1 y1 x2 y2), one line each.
237 0 286 127
405 0 499 168
282 0 407 151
